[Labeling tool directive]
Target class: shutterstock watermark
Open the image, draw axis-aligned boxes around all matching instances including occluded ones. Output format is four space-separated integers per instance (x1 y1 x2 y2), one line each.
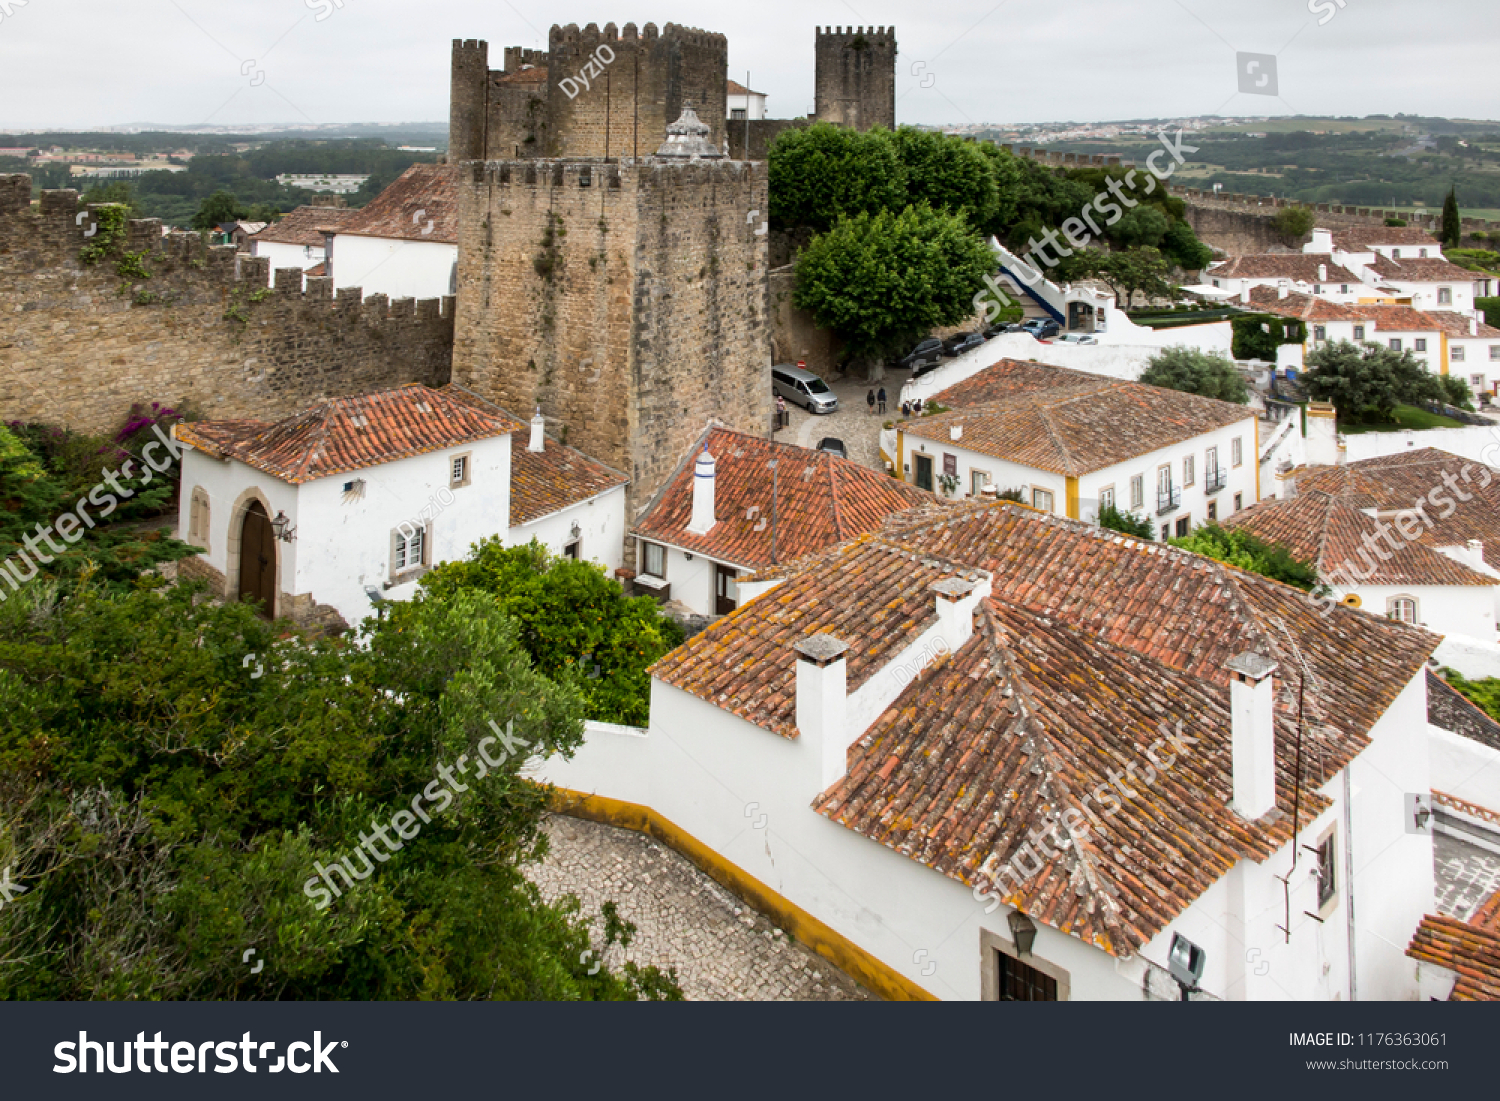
302 719 530 909
560 43 616 99
973 129 1198 323
972 720 1198 914
0 424 182 603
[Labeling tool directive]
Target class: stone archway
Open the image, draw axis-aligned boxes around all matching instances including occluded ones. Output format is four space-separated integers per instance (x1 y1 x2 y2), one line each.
225 487 278 619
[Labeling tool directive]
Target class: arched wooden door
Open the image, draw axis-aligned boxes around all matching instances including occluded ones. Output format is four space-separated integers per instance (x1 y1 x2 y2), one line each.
238 501 276 619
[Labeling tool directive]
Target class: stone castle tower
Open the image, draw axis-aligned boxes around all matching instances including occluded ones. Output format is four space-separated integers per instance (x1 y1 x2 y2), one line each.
450 108 768 515
814 26 896 131
449 23 727 162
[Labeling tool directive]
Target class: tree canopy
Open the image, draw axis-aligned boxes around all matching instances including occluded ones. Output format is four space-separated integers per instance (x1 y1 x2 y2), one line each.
767 123 907 233
1441 186 1461 248
1302 339 1444 422
1139 347 1250 403
890 126 999 232
0 575 680 1000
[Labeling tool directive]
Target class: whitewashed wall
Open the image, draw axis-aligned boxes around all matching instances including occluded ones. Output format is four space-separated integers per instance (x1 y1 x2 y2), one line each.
1428 725 1500 813
252 239 323 284
510 485 627 574
1342 425 1500 467
333 235 457 302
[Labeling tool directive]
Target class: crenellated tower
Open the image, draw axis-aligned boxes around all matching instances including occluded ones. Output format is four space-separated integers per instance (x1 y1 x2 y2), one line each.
814 25 896 132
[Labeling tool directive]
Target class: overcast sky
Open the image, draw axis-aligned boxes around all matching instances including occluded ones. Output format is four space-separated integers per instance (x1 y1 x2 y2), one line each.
0 0 1495 131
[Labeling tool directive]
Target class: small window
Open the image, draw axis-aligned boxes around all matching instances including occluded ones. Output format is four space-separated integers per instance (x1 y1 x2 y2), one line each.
1098 485 1115 512
642 541 666 579
1414 338 1427 353
1183 454 1195 487
392 524 427 575
1032 488 1054 513
188 487 211 551
563 539 580 560
1419 248 1428 258
1353 325 1365 341
1471 373 1486 389
1437 287 1452 305
1175 516 1190 538
1207 501 1218 521
1389 338 1402 352
1160 524 1170 542
1490 346 1500 361
1388 596 1418 625
449 451 473 490
730 108 747 121
971 469 990 497
1231 437 1243 467
1129 475 1143 509
1392 249 1401 259
1313 325 1326 342
1340 284 1349 294
1313 284 1322 295
1316 829 1337 909
1452 345 1466 362
994 950 1059 1001
1233 492 1243 512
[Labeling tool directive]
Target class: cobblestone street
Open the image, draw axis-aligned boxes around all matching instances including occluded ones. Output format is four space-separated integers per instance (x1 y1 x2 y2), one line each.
525 815 873 1001
776 373 903 472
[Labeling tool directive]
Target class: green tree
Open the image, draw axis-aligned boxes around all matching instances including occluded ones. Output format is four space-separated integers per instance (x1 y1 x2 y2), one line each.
0 578 680 1000
80 180 140 216
1161 219 1214 270
1302 339 1444 423
1441 185 1461 248
890 127 999 232
1439 667 1500 723
415 538 683 727
190 189 244 231
1438 374 1476 411
1231 314 1305 360
1139 347 1249 403
1270 205 1315 244
1107 205 1169 250
767 122 907 233
1097 504 1153 540
793 203 994 368
1064 246 1176 308
1168 522 1320 591
973 142 1023 238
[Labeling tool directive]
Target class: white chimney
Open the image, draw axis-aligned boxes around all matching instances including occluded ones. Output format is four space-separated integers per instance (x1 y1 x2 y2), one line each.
1304 401 1340 466
950 423 963 442
1278 283 1289 300
795 633 849 788
930 577 981 652
1468 539 1484 568
1226 652 1278 820
686 445 717 535
1471 314 1480 336
528 407 545 453
1239 285 1250 305
1318 263 1327 283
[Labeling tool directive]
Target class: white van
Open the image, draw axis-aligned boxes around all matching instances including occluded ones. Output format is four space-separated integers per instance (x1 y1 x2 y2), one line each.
771 364 838 414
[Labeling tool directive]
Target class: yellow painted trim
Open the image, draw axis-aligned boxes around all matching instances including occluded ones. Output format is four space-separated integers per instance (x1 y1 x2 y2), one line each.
1065 475 1079 520
550 789 938 1002
1440 331 1449 376
895 428 905 482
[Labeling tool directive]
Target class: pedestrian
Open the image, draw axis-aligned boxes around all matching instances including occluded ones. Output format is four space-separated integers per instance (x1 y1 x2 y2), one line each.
775 393 786 430
867 389 875 415
877 386 887 414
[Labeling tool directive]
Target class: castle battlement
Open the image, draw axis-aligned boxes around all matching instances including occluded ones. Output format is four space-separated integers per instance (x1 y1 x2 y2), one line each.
816 25 897 42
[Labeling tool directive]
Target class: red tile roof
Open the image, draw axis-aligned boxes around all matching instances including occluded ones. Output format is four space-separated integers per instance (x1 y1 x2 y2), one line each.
1407 914 1500 1000
907 359 1254 476
1424 310 1500 339
726 79 763 95
632 426 937 569
1296 449 1500 572
251 205 358 247
1368 253 1485 284
1223 491 1498 588
176 385 523 484
1332 226 1441 251
1246 286 1365 321
654 504 1439 956
441 386 629 525
339 163 458 245
495 65 548 85
1355 303 1444 333
1211 254 1363 284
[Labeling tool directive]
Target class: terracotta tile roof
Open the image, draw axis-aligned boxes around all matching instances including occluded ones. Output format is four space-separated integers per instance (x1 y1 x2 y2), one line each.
1297 449 1500 572
1407 914 1500 1000
339 163 458 245
1356 303 1444 332
440 386 629 525
1424 310 1500 339
1246 286 1365 321
726 79 763 95
907 360 1254 477
251 205 358 247
655 504 1439 956
305 261 328 277
176 384 523 485
1332 226 1441 251
923 359 1110 406
1368 254 1486 284
1222 491 1498 588
495 65 548 85
1473 891 1500 934
1427 671 1500 752
632 427 937 569
1211 254 1363 284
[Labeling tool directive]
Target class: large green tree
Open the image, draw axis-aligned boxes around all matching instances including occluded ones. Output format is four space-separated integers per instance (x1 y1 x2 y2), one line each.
1139 347 1249 404
0 577 680 1000
767 122 907 233
793 203 995 368
890 126 1000 233
415 538 683 728
1302 339 1444 423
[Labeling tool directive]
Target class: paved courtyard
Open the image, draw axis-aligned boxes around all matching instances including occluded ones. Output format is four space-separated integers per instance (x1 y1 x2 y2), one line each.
776 372 905 472
526 814 873 1001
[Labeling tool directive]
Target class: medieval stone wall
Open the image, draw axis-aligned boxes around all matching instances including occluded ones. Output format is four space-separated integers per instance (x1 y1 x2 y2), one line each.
0 177 453 436
813 26 896 132
451 157 768 513
727 118 809 163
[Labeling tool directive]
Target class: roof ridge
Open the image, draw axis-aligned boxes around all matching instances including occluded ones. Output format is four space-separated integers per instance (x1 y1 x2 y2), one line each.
1034 402 1079 477
826 455 847 543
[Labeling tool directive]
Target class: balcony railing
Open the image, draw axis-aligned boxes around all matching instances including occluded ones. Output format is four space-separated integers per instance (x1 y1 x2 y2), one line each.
1156 486 1181 515
1205 467 1228 494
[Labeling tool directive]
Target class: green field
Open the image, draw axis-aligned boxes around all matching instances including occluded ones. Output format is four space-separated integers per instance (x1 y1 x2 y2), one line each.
1337 405 1465 433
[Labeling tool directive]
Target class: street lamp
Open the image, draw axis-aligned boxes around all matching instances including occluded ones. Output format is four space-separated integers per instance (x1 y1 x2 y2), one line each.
1007 910 1037 957
1168 933 1206 1000
270 511 297 542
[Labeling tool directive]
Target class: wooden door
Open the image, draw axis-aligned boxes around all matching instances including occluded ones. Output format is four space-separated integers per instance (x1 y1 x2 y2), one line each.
238 501 276 619
914 453 934 492
715 564 737 616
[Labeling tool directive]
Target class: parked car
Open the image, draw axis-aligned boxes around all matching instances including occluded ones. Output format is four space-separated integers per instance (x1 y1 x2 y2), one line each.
910 359 945 380
1055 332 1098 345
1021 318 1061 339
982 322 1022 339
942 331 986 356
771 363 838 414
896 337 944 372
816 437 848 459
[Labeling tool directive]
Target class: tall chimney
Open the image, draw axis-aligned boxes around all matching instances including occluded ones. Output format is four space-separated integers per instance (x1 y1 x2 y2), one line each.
686 445 717 535
795 633 850 788
1226 653 1278 820
1318 263 1327 283
528 407 545 453
930 577 981 652
1278 283 1289 300
1239 284 1250 305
